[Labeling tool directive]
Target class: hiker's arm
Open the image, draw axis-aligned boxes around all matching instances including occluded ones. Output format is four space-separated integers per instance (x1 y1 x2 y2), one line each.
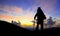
43 13 46 19
34 14 37 20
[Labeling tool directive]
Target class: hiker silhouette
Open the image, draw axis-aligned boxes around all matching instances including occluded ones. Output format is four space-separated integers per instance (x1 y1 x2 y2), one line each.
34 7 46 30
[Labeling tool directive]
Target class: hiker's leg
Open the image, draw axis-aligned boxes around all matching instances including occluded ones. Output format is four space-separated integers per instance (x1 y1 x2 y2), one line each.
36 23 39 30
33 23 35 29
41 21 43 30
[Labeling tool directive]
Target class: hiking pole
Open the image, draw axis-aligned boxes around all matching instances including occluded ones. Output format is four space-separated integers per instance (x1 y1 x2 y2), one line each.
31 20 36 30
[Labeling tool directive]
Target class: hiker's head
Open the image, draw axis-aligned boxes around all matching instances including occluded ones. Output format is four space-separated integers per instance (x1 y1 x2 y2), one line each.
37 7 41 11
37 7 43 13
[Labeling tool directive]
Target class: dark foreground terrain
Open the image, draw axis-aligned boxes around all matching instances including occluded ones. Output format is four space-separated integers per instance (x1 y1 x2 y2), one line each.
0 20 60 33
0 20 31 32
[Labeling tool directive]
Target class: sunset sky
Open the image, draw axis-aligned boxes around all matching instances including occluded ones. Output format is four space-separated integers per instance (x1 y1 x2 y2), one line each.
0 0 60 26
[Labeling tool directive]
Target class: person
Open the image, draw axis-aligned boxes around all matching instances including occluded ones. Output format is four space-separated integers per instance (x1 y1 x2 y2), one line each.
34 7 46 30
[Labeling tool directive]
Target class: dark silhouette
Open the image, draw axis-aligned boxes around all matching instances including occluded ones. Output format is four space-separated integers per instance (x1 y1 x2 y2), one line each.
11 20 21 26
34 7 46 30
32 20 36 30
0 20 60 32
0 20 31 32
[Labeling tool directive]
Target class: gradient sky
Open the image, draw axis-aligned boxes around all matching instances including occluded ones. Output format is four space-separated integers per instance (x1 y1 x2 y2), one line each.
0 0 60 25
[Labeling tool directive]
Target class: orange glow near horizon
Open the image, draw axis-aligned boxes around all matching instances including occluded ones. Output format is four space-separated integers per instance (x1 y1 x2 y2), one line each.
0 14 34 27
0 13 60 28
20 18 34 27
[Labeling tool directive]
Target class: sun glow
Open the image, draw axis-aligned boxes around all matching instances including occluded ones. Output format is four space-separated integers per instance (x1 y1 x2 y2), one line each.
20 19 33 27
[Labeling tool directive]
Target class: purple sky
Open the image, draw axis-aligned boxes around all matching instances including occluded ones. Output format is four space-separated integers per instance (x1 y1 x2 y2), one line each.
0 0 60 22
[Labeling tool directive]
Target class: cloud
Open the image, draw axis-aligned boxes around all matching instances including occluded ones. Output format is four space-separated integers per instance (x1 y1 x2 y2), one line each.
40 0 57 13
0 14 21 22
19 8 35 22
0 0 58 20
24 0 58 18
0 5 23 14
32 0 58 13
0 5 35 22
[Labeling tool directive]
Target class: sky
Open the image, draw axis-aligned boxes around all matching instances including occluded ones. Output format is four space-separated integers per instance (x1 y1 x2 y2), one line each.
0 0 60 26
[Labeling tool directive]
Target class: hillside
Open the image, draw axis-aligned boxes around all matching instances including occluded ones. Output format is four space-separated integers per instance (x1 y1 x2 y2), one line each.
0 20 31 32
0 20 60 33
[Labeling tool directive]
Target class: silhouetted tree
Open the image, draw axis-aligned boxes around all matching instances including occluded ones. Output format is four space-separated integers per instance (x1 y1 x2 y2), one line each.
47 17 56 27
